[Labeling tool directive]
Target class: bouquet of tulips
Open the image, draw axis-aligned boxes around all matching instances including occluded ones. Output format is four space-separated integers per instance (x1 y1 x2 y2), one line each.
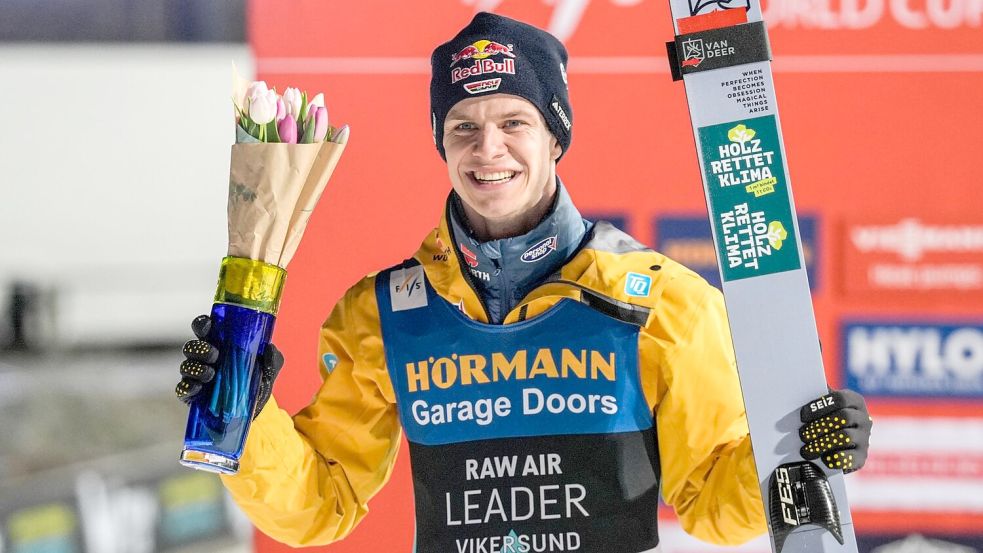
180 78 348 475
235 81 350 145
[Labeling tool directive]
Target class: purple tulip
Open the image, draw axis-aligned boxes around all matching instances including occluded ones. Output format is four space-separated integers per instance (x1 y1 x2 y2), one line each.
275 97 286 123
278 114 298 144
313 106 328 142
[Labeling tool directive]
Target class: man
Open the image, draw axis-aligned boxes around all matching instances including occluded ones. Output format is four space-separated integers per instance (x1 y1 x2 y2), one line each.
177 12 872 551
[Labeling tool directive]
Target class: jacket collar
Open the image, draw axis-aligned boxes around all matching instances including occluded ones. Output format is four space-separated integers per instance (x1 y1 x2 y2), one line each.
412 187 658 324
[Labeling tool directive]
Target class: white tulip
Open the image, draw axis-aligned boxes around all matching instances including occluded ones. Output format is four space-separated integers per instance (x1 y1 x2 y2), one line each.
246 81 269 103
282 87 303 120
333 125 350 144
249 89 278 125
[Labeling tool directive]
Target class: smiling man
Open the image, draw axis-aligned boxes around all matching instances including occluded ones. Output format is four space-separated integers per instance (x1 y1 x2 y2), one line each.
177 12 872 552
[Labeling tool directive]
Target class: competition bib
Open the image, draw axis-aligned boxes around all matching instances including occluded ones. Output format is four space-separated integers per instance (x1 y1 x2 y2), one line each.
376 261 661 553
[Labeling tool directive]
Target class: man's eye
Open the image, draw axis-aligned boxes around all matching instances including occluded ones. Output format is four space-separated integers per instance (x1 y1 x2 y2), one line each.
455 123 476 131
504 120 525 128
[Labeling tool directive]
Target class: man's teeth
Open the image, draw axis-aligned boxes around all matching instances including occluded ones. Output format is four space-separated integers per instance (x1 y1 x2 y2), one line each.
473 171 515 183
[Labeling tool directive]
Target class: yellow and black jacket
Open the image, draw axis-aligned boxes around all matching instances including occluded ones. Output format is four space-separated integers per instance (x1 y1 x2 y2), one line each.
221 212 767 549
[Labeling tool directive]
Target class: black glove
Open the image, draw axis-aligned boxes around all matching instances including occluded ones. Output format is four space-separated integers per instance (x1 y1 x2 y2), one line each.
798 388 872 474
175 314 284 419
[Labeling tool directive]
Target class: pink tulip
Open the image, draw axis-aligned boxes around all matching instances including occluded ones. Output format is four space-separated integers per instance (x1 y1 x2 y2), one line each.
313 106 328 142
278 114 298 144
275 98 286 122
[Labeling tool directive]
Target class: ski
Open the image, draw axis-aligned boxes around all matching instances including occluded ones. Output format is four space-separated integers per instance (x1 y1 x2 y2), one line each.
663 2 858 553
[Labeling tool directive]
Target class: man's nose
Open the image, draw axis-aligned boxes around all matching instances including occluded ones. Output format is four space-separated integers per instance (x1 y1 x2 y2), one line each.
473 125 506 160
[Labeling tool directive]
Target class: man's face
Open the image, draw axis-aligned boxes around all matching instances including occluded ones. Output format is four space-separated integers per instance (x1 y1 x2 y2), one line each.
442 94 562 228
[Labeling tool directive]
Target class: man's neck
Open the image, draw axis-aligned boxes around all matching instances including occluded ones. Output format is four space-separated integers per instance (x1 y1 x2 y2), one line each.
459 181 558 241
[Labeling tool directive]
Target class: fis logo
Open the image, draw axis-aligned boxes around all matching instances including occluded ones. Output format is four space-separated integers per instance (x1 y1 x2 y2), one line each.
390 265 427 312
450 39 515 66
625 272 652 297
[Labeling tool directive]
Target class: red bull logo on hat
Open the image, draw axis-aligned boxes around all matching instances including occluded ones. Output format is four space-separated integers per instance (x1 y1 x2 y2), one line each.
450 39 516 66
450 39 518 85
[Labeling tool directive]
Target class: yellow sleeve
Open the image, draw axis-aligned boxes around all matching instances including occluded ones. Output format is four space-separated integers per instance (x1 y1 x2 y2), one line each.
641 275 766 545
220 276 402 547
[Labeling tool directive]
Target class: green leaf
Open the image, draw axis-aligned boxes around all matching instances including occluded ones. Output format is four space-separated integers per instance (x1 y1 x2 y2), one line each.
300 118 315 144
266 120 281 143
299 92 308 126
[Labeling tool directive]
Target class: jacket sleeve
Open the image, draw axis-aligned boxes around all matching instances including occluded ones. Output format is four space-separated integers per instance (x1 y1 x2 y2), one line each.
640 274 767 545
220 276 402 547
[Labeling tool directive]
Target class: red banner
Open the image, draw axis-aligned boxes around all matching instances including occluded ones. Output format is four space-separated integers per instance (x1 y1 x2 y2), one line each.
249 1 983 551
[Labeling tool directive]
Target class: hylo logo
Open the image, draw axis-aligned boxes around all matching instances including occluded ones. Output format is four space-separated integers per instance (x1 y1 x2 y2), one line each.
625 272 652 297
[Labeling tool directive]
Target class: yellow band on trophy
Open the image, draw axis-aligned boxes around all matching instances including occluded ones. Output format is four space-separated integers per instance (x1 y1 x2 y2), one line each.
214 257 287 315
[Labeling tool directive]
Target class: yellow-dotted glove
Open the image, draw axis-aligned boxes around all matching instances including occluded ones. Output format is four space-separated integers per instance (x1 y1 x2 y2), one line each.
798 389 872 474
175 314 283 419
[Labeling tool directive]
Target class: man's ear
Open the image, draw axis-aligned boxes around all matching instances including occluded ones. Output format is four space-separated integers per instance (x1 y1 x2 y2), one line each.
550 136 562 161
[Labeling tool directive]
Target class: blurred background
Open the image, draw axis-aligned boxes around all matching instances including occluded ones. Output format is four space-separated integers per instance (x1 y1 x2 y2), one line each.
0 1 980 552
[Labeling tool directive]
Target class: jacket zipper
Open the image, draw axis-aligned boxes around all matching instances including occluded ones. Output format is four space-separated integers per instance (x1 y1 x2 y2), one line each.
446 200 493 323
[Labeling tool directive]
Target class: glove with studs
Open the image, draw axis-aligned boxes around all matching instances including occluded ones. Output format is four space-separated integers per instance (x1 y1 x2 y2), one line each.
798 388 872 474
175 314 284 419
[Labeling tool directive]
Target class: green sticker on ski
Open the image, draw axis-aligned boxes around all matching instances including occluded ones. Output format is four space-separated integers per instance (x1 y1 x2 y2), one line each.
698 114 801 282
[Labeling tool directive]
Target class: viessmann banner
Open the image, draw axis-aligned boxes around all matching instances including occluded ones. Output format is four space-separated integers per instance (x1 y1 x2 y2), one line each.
247 1 983 552
840 217 983 301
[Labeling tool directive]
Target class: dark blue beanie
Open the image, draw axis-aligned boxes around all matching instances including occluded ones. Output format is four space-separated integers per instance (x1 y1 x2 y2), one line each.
430 12 573 160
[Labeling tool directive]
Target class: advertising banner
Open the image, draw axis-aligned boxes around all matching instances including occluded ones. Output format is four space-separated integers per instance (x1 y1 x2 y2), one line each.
248 1 983 552
840 218 983 301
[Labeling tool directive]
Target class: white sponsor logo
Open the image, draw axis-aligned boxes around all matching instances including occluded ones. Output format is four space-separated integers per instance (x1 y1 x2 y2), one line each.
847 325 983 386
873 535 977 553
464 78 502 94
390 265 428 312
551 99 572 131
850 218 983 261
774 467 800 526
521 235 558 263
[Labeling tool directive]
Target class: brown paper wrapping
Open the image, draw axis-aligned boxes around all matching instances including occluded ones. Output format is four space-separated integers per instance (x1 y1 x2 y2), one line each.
226 141 346 267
